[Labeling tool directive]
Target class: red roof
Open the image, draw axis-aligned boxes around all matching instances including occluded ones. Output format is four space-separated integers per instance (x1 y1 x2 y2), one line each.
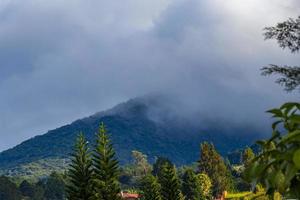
120 192 141 199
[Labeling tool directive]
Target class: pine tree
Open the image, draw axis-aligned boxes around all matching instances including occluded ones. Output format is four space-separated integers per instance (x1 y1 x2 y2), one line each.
197 173 212 199
140 174 162 200
181 168 203 200
93 122 121 200
198 142 234 196
152 157 172 177
66 133 93 200
158 163 183 200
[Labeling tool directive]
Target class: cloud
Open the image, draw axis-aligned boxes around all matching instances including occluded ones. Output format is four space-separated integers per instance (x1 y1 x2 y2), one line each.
0 0 299 151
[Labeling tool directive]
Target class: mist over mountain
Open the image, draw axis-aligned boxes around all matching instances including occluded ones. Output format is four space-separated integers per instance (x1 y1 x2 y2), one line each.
0 0 299 152
0 94 263 170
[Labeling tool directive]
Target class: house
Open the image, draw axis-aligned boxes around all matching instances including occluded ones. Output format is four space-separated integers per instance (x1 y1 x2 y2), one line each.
120 191 141 200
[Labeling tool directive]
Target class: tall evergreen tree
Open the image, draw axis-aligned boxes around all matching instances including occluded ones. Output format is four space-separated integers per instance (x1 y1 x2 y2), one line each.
198 142 234 195
93 122 121 200
197 173 212 199
66 133 94 200
152 157 173 177
181 168 203 200
140 174 162 200
158 163 183 200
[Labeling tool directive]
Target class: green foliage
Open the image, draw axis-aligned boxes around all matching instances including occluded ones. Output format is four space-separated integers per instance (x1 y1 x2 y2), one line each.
197 173 212 199
31 181 45 200
198 142 234 195
242 148 255 168
152 157 173 177
119 150 152 188
131 150 152 176
43 172 66 200
158 163 183 200
0 176 22 200
0 158 70 182
140 174 162 200
93 122 121 200
19 180 35 198
182 168 211 200
66 133 94 200
244 102 300 198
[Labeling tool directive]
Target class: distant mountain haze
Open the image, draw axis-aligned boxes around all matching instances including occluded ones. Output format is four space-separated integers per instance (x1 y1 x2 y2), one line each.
0 94 263 170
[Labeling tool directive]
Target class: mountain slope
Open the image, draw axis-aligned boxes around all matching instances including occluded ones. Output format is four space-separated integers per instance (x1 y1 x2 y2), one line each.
0 96 261 170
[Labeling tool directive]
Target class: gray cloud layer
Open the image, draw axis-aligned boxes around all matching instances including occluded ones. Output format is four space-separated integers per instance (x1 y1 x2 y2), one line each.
0 0 299 151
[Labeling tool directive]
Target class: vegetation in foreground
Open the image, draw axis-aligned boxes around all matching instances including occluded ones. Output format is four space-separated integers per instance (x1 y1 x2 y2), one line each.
0 122 272 200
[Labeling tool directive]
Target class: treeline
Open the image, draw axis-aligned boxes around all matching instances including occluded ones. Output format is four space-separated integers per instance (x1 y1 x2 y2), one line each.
65 122 241 200
0 172 66 200
0 122 253 200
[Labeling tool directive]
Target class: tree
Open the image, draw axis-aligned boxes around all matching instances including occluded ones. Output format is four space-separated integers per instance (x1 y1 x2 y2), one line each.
0 176 22 200
242 147 255 168
43 172 66 200
140 174 162 200
19 180 35 198
158 163 183 200
93 122 121 200
66 133 94 200
198 142 234 195
152 157 173 177
131 150 152 176
181 168 204 200
261 16 300 91
32 181 45 200
244 102 300 198
197 173 212 199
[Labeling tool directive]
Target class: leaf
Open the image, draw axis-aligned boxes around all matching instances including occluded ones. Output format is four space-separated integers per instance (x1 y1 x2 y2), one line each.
289 114 300 124
292 149 300 169
279 130 300 145
284 163 297 184
267 109 283 117
272 121 282 130
275 151 293 161
280 102 298 115
256 140 267 147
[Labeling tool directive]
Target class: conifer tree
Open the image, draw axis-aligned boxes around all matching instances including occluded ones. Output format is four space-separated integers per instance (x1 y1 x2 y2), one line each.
198 142 234 195
181 168 202 200
152 157 172 177
158 163 183 200
93 122 121 200
140 174 162 200
66 133 93 200
197 173 212 199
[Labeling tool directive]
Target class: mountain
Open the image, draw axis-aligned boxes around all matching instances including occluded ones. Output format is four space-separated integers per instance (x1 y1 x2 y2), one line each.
0 95 262 172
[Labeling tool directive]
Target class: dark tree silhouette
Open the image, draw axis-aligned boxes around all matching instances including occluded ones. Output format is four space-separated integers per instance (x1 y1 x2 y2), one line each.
261 16 300 91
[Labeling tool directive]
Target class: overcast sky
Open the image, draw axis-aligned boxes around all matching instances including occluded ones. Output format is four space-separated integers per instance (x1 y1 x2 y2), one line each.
0 0 299 151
